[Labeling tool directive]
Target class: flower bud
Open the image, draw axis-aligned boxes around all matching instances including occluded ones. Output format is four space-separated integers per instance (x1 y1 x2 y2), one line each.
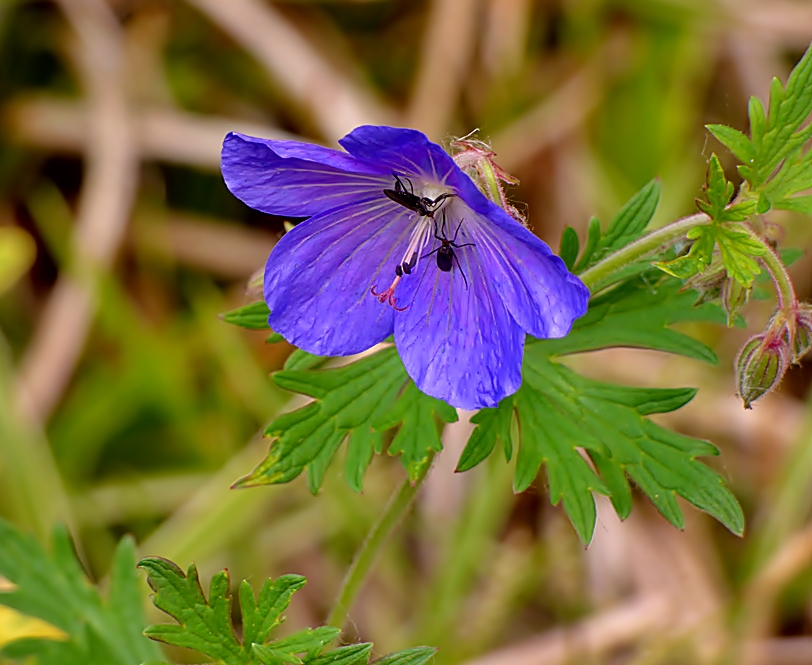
735 334 789 409
721 278 750 325
684 262 726 306
789 306 812 362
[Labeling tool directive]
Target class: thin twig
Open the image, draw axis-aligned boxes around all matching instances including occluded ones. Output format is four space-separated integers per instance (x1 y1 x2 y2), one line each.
13 0 138 424
5 98 300 170
461 594 670 665
133 212 277 278
184 0 393 139
407 0 482 137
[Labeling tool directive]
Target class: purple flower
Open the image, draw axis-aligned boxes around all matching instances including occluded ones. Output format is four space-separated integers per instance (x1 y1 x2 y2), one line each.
221 126 589 410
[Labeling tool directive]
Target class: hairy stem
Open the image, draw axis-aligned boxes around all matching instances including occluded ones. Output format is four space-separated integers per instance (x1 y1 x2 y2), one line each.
326 453 435 630
579 212 709 292
759 241 797 315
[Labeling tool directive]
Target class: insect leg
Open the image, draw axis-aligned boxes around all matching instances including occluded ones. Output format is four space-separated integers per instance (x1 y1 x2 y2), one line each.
453 252 469 289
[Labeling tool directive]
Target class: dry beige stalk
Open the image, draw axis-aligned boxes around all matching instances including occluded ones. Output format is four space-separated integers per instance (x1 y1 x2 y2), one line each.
13 0 138 424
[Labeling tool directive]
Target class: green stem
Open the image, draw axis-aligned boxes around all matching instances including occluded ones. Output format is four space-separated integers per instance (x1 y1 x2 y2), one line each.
326 453 435 630
578 212 709 292
758 241 797 314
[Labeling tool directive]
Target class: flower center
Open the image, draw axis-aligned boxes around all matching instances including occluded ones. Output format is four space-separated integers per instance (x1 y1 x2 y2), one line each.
371 214 435 310
370 176 457 310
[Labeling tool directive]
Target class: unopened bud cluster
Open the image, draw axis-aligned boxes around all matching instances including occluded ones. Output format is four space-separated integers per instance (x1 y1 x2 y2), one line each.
734 305 812 408
451 135 526 225
686 262 751 325
735 333 788 409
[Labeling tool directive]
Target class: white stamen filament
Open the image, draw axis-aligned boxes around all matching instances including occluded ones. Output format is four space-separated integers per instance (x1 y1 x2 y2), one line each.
400 216 434 269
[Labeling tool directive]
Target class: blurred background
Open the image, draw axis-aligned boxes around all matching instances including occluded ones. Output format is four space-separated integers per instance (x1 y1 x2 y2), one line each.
0 0 812 663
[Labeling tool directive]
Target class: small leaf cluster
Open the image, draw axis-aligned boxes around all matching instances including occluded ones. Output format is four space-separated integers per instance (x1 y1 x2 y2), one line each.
654 155 763 288
224 345 456 492
559 178 660 279
139 556 436 665
224 181 743 544
0 518 162 665
707 42 812 215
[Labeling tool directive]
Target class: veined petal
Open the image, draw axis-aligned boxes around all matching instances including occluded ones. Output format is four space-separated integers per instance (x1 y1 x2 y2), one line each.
222 132 390 216
265 200 416 355
466 202 590 338
394 233 524 409
339 126 460 188
234 133 384 172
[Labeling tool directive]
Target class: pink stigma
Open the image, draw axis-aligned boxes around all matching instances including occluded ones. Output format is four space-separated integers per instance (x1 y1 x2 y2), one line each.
371 277 408 311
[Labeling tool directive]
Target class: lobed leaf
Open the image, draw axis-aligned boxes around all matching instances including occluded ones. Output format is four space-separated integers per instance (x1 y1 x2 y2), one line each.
538 275 722 363
221 301 272 330
456 396 514 472
573 216 601 272
505 354 743 543
0 520 161 665
706 124 755 163
558 226 579 270
598 179 660 256
236 347 454 490
140 558 433 665
579 181 660 269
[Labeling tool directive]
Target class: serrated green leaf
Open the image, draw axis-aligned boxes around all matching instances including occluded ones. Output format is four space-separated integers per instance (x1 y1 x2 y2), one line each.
720 200 758 222
252 626 340 665
701 154 734 221
591 451 632 519
775 195 812 215
371 647 437 665
139 557 309 665
374 382 458 481
754 43 812 186
573 216 601 272
308 643 373 665
749 96 767 146
538 276 720 364
513 374 608 544
139 559 431 665
284 350 329 371
0 520 160 665
652 254 705 280
598 179 660 256
456 397 513 472
345 427 383 492
507 352 744 540
139 558 247 664
706 124 755 163
241 576 309 647
768 148 812 200
714 225 765 288
234 348 407 490
558 226 579 270
221 301 273 330
757 192 772 215
108 537 164 664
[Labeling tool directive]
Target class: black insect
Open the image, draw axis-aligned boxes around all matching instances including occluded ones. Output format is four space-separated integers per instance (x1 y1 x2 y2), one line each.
423 212 475 288
384 173 453 217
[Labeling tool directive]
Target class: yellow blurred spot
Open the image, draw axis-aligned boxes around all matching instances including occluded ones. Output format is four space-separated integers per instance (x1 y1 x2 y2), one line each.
0 226 36 296
0 605 68 648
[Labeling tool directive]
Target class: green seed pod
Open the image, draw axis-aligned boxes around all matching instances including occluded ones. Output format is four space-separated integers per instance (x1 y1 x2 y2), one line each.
735 335 788 409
